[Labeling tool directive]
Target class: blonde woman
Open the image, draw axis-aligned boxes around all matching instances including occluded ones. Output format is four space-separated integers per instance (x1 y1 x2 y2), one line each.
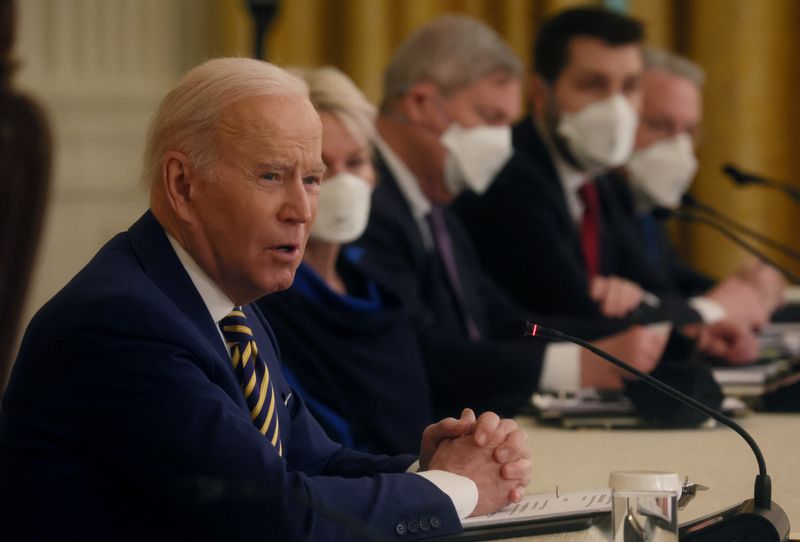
256 67 432 454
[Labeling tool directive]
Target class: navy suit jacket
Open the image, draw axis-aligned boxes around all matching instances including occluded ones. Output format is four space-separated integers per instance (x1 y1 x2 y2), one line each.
0 211 460 541
453 117 702 326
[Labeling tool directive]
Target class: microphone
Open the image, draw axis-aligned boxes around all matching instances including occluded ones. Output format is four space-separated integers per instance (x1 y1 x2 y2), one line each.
722 163 800 205
653 206 800 284
247 0 281 59
681 193 800 262
527 323 790 541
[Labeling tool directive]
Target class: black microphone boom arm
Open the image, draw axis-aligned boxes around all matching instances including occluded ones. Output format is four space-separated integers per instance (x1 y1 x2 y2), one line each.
657 207 800 284
527 323 790 542
681 193 800 262
723 163 800 205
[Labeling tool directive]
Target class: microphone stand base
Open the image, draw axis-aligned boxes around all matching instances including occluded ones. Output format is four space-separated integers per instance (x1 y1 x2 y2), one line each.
680 499 790 541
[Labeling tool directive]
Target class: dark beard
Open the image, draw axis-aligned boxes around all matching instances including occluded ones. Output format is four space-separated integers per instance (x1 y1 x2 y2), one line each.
541 94 585 171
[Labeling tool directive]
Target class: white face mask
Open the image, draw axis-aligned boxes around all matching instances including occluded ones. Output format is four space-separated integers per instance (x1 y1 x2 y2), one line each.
440 123 513 196
309 172 373 244
627 133 698 210
556 94 639 171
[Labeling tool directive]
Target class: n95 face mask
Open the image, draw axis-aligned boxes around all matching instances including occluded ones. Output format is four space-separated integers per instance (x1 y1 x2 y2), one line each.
627 133 698 210
441 123 513 196
310 172 373 244
557 94 639 171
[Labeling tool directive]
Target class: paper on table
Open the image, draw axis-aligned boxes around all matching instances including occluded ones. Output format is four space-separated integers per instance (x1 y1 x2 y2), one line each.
462 489 611 528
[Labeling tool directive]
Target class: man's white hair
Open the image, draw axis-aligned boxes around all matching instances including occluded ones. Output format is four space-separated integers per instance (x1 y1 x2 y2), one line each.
143 57 309 188
644 47 705 87
381 14 522 109
294 66 376 147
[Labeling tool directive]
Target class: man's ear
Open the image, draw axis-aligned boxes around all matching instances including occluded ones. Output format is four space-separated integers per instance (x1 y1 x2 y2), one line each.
161 151 196 222
528 73 549 120
399 80 441 127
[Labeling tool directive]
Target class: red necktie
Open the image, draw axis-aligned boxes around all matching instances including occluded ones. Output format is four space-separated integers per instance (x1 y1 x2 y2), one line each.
578 181 601 278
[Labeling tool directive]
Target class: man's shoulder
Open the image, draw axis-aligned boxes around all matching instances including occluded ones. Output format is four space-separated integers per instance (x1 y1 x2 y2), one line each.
28 230 172 339
26 213 202 354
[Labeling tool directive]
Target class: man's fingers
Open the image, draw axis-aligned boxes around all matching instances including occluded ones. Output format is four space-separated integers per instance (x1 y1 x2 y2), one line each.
589 276 608 301
500 457 531 481
472 411 500 446
460 407 476 423
603 280 643 318
485 418 518 449
508 485 526 503
494 428 528 463
441 408 476 436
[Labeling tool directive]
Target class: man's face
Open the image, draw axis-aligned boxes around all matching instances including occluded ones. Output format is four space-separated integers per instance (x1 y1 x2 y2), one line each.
405 71 521 202
186 95 325 304
534 36 643 126
635 68 702 150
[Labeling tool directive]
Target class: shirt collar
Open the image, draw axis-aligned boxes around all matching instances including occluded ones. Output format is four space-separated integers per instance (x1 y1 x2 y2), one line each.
167 234 236 324
375 134 432 222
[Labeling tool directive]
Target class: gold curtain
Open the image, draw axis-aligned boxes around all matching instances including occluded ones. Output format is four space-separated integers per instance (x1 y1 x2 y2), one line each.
213 0 800 279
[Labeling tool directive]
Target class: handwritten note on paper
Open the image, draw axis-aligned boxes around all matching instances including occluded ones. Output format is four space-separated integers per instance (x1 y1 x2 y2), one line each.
462 489 612 528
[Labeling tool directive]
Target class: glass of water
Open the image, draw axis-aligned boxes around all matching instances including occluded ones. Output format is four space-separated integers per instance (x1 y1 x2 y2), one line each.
609 471 681 542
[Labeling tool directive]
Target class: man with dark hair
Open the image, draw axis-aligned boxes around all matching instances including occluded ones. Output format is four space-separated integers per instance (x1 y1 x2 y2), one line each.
455 6 651 324
453 7 766 364
533 6 645 85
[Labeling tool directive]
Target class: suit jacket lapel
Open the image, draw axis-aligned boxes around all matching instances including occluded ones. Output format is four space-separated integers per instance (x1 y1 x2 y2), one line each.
127 211 231 363
513 117 584 263
373 150 431 266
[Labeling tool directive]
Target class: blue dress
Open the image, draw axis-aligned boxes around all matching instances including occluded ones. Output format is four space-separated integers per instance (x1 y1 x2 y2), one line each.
256 248 433 455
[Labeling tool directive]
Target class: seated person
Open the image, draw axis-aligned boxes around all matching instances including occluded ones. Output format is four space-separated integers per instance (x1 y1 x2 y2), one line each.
257 66 433 455
0 58 531 541
356 15 669 410
451 7 768 364
609 47 785 362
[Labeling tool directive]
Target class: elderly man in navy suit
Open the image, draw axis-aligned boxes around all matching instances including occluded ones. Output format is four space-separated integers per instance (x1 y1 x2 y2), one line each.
0 58 530 541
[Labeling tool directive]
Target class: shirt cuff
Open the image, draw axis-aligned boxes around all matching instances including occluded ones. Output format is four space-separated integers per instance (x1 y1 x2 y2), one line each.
539 343 581 392
689 296 727 323
413 470 479 519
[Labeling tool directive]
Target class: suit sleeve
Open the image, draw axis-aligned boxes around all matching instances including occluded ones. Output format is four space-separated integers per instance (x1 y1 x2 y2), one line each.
5 296 461 542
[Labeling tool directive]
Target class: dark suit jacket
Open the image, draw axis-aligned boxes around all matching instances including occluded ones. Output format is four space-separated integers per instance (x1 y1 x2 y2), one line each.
355 152 594 420
453 117 702 325
604 172 715 297
0 211 460 541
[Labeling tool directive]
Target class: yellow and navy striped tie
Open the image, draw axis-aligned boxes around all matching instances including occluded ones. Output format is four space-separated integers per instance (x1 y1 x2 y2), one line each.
219 307 282 456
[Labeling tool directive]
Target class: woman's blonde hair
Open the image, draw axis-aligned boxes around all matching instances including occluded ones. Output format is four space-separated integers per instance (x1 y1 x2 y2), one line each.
295 66 376 147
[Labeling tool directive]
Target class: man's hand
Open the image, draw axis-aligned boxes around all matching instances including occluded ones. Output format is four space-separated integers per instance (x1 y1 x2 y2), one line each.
589 275 646 318
582 326 669 389
736 260 786 315
419 408 476 471
682 320 759 365
421 411 532 515
705 276 768 331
